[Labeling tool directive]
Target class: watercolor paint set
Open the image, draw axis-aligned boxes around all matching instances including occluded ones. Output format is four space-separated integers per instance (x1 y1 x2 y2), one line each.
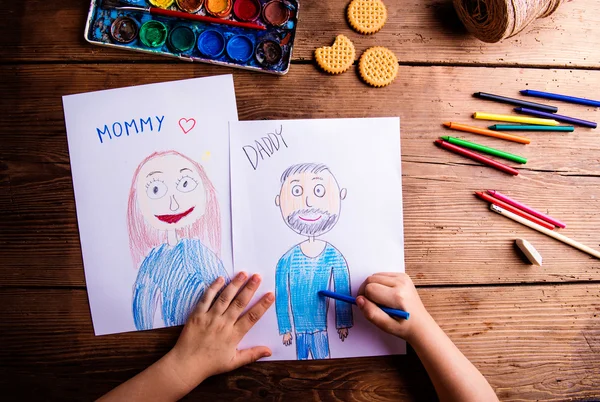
84 0 299 74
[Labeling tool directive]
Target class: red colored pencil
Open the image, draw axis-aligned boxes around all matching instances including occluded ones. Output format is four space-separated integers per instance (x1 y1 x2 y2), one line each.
434 139 519 176
475 192 555 230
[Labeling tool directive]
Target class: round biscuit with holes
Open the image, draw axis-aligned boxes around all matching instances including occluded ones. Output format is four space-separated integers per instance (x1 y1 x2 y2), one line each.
358 46 398 87
347 0 388 34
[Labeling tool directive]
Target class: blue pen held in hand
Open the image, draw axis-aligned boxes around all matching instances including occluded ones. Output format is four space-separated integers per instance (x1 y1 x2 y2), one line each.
318 290 410 320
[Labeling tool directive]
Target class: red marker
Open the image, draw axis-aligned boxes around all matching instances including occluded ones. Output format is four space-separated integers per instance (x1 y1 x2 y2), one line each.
487 190 566 228
475 192 555 230
434 139 519 176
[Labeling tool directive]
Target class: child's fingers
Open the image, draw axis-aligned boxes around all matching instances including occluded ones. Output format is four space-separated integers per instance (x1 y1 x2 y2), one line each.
233 346 272 368
224 274 261 319
372 272 406 278
365 274 398 288
363 282 403 308
195 276 225 313
210 271 248 315
235 292 274 336
356 296 399 335
357 274 397 296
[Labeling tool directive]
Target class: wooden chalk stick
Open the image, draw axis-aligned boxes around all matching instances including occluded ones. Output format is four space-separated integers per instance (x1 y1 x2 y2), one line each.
515 239 542 266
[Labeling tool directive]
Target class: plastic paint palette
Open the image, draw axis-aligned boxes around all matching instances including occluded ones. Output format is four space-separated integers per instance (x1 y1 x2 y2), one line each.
85 0 299 75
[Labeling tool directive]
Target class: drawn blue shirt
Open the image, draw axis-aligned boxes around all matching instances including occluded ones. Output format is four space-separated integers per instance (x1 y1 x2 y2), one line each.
133 238 227 330
275 243 353 335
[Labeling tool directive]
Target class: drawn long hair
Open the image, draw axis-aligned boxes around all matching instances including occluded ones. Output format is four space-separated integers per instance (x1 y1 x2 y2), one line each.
127 150 221 267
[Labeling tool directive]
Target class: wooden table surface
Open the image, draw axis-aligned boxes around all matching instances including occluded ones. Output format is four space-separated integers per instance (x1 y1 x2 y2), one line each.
1 0 600 400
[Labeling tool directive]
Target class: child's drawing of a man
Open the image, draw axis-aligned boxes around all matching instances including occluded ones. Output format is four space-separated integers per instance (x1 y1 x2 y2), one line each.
274 163 353 360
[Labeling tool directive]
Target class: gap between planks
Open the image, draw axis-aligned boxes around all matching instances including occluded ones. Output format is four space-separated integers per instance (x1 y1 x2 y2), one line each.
1 59 600 72
9 159 600 179
2 280 599 291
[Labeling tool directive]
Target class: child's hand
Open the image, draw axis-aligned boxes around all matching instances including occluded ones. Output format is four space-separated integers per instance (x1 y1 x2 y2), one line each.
165 272 274 391
356 272 433 343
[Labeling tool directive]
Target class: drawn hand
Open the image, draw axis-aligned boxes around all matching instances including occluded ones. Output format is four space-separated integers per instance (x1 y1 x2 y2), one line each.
282 332 293 346
166 272 274 392
356 272 433 343
337 328 349 341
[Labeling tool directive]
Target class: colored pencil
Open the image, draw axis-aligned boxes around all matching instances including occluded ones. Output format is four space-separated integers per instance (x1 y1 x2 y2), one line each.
520 89 600 108
434 139 519 175
487 190 566 228
514 107 597 129
475 192 554 230
441 136 527 164
318 290 410 320
443 122 531 144
102 0 267 30
490 204 600 259
473 112 559 126
488 124 575 132
473 92 558 113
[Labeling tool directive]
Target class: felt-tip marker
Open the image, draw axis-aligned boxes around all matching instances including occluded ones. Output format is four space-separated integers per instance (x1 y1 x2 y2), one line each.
318 290 410 320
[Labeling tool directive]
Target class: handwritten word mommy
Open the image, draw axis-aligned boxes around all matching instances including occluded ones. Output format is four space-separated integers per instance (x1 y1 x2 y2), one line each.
242 125 288 170
96 116 165 144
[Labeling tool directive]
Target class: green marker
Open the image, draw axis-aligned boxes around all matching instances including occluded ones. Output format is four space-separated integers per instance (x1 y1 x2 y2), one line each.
440 136 527 164
488 124 575 132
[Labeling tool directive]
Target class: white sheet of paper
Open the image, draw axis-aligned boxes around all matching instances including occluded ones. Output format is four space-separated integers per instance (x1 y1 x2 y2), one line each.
62 75 238 335
230 117 406 360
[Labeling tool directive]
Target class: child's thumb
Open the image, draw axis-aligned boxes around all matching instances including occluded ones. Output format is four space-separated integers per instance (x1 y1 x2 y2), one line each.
356 296 398 335
234 346 272 368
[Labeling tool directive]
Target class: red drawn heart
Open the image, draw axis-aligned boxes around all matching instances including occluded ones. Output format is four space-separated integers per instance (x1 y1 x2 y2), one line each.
179 118 196 134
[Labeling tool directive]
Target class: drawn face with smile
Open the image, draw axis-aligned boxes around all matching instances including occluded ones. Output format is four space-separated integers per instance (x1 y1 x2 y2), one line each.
276 167 346 237
136 154 207 231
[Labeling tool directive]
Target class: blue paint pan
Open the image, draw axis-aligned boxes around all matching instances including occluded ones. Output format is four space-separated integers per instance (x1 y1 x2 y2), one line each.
197 30 226 57
226 35 254 62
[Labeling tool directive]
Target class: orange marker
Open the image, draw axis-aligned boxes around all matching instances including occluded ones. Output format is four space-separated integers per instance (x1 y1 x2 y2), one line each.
443 122 531 144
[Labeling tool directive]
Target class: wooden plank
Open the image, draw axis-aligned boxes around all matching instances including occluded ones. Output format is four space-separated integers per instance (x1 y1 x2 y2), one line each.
2 157 600 287
0 0 599 67
2 64 600 168
0 285 598 401
1 64 600 286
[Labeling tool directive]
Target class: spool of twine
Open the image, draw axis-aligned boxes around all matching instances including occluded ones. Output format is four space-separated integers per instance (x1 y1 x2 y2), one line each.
453 0 563 43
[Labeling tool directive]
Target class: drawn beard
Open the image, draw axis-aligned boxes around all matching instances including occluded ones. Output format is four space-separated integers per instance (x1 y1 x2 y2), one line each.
286 208 339 236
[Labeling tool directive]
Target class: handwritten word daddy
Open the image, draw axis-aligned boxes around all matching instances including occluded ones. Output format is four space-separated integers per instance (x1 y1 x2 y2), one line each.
242 125 288 170
96 116 165 144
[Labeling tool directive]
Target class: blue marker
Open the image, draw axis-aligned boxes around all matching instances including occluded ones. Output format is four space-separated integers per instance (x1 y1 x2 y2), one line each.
520 89 600 108
318 290 410 320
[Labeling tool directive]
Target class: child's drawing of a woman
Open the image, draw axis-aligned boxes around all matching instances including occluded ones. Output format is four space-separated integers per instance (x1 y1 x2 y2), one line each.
127 150 228 330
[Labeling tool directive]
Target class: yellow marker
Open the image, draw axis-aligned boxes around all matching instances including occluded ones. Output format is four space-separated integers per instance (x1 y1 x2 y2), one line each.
201 151 211 161
473 112 559 126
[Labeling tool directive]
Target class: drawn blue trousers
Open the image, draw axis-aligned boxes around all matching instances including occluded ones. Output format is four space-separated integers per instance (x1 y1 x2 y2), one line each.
296 331 330 360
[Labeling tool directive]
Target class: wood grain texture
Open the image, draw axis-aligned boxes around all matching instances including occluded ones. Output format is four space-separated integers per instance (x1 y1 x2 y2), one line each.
0 0 599 67
1 0 600 399
2 64 599 286
0 285 598 401
3 64 600 169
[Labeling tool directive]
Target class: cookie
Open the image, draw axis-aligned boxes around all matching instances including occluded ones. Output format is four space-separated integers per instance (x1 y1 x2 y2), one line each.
314 35 356 74
347 0 388 35
358 46 398 87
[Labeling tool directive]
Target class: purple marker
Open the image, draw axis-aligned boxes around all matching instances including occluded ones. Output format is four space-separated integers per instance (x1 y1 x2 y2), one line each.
514 107 597 129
